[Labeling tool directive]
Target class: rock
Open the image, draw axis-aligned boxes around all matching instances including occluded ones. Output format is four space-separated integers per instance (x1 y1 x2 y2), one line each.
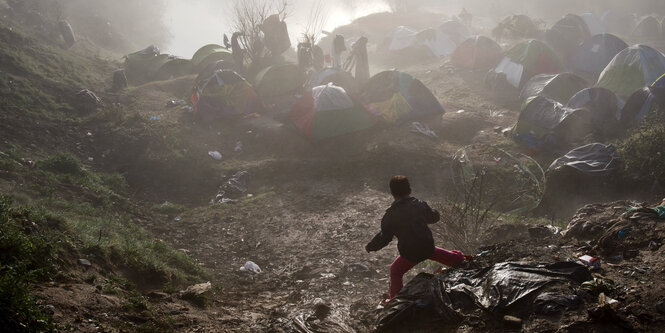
179 281 212 298
43 304 56 315
77 258 92 267
503 315 522 329
239 261 261 274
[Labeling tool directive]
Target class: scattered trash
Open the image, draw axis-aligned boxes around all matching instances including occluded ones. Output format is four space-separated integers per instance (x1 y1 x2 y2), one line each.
207 151 222 161
617 227 631 240
456 109 465 113
649 240 661 251
179 282 212 298
234 141 243 152
150 116 161 120
211 171 249 204
503 315 522 329
581 277 616 296
578 255 601 269
73 89 102 112
410 122 438 139
320 273 335 279
77 258 91 267
533 293 581 315
598 293 620 310
489 110 503 117
174 216 182 222
528 225 561 239
656 299 665 314
165 100 186 108
623 205 665 220
240 261 261 274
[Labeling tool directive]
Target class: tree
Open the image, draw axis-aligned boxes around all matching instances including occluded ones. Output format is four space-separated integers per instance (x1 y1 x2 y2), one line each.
231 0 289 66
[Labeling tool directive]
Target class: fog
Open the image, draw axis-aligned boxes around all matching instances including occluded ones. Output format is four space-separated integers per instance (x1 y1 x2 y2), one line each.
163 0 391 57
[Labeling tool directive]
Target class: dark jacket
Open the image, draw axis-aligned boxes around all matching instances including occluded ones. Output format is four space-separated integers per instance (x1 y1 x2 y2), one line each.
366 196 440 262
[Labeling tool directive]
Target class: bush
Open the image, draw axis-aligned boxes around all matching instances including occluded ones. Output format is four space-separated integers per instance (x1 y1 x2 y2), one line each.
37 153 84 176
619 124 665 185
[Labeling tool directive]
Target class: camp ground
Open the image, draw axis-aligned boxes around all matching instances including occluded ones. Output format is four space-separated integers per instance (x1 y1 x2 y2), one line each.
7 2 665 332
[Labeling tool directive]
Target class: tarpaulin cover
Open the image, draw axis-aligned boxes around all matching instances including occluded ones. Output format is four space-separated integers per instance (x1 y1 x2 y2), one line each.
520 73 588 105
568 34 628 80
597 44 665 99
547 143 619 176
376 262 591 331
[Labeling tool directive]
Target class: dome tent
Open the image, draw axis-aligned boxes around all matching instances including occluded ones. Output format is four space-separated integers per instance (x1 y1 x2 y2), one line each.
191 44 234 70
154 58 193 81
289 84 374 140
190 70 261 120
519 73 588 105
566 87 625 137
567 34 628 80
512 96 591 151
620 86 665 125
361 70 445 123
597 45 665 99
545 14 591 61
253 63 306 100
487 39 564 90
451 36 503 70
632 16 661 39
307 68 360 95
581 13 604 35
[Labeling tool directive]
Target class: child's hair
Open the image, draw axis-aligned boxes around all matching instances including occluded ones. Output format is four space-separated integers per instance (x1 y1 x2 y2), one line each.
389 175 411 197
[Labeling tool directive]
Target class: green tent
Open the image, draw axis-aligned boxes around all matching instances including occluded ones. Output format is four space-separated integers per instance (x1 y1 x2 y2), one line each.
254 63 306 99
154 58 193 81
597 45 665 99
192 44 233 68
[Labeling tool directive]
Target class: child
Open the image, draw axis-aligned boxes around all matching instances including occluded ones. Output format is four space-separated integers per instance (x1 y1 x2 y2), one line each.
365 175 468 303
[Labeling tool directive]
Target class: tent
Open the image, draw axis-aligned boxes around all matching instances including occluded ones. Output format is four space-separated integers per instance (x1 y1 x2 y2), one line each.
194 59 234 87
289 84 374 140
437 20 470 45
361 70 445 123
520 73 588 105
190 70 261 120
451 36 503 70
602 11 635 36
154 58 193 81
488 40 564 89
307 68 360 95
621 86 665 125
191 44 233 69
597 45 665 99
567 87 625 137
123 45 162 82
492 14 537 40
253 63 306 99
632 16 661 39
581 13 604 36
545 14 591 61
387 26 456 58
567 34 628 80
512 96 591 151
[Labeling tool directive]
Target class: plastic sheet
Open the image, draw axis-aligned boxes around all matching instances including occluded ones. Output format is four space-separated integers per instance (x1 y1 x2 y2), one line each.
376 262 591 331
547 143 619 176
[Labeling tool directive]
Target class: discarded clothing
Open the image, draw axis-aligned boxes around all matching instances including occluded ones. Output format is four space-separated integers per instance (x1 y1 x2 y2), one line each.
623 205 665 220
376 261 591 331
410 122 438 139
533 293 581 315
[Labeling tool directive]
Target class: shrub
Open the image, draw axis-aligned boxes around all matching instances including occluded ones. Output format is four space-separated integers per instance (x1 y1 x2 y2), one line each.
619 124 665 185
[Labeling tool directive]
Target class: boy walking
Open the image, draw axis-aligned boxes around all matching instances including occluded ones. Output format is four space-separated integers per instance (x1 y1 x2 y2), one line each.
365 175 468 302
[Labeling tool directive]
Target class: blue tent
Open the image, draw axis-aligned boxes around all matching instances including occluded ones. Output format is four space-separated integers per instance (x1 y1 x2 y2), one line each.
568 34 628 80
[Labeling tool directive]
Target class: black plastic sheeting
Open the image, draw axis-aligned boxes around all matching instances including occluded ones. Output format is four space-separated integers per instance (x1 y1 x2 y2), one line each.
547 143 619 176
376 262 591 331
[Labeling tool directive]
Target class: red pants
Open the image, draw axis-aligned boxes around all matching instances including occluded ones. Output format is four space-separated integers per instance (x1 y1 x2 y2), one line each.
389 247 464 299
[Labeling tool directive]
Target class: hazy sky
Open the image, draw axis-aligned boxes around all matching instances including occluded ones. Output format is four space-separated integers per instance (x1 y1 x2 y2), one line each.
162 0 391 57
